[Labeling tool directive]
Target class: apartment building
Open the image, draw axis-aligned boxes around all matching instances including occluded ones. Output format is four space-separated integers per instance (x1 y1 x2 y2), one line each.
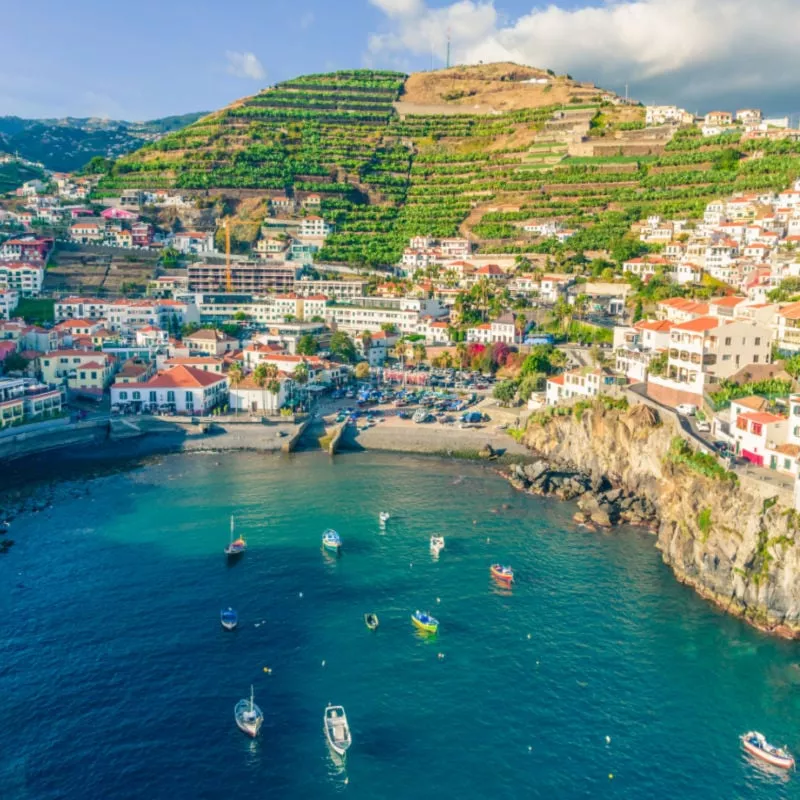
546 367 618 405
647 317 771 406
0 262 45 297
293 279 367 300
187 261 296 294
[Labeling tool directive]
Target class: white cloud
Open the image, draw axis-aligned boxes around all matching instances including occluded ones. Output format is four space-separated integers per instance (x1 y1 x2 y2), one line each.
225 51 266 81
299 11 316 29
367 0 800 110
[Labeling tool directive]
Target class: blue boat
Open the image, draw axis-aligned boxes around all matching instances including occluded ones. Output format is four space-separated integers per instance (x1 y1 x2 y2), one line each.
220 608 238 630
322 529 342 552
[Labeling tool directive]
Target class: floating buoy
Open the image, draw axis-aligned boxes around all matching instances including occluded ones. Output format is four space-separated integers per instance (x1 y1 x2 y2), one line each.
608 774 614 780
437 652 445 660
528 745 532 752
299 592 304 598
605 735 611 744
321 660 326 667
536 660 540 666
409 562 413 568
436 597 441 604
527 633 532 640
263 667 271 674
344 777 349 785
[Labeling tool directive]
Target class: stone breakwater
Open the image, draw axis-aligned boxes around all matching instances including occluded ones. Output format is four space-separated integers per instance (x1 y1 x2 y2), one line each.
500 402 800 639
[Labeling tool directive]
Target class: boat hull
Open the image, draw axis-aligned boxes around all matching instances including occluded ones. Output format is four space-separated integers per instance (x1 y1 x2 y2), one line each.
221 621 238 631
323 542 341 552
743 739 795 769
236 719 262 738
411 616 438 634
490 567 514 583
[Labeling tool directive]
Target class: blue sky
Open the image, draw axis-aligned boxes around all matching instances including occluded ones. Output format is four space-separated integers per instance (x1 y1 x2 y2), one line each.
3 0 799 120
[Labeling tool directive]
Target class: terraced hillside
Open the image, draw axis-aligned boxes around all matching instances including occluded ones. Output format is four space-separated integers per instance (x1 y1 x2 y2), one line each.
94 64 800 267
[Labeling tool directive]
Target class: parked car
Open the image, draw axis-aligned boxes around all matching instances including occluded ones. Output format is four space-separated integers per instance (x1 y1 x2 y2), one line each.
696 420 711 433
676 404 697 416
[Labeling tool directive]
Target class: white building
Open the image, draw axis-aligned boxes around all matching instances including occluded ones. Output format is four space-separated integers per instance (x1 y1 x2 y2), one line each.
171 231 215 254
299 216 332 238
0 289 19 319
110 365 228 414
613 320 673 382
466 313 518 345
546 368 618 405
539 274 575 303
0 262 44 297
228 374 291 415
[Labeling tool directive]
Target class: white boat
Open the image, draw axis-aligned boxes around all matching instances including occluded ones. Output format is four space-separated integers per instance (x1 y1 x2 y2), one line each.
379 512 390 525
430 535 445 555
741 731 795 769
324 704 352 757
224 515 246 557
220 607 238 630
235 685 263 738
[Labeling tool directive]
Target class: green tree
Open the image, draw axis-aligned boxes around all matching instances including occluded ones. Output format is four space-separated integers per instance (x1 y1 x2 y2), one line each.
292 362 309 387
228 361 244 414
296 334 319 356
632 299 644 323
330 331 357 363
354 362 371 380
2 352 29 373
493 380 518 405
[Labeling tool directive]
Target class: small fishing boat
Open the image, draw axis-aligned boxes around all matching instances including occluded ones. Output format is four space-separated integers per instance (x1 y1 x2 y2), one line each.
364 612 379 630
430 535 445 555
234 685 263 738
324 705 352 757
322 529 342 552
411 609 439 634
490 564 514 583
379 512 390 525
220 607 238 630
741 731 795 769
224 515 246 557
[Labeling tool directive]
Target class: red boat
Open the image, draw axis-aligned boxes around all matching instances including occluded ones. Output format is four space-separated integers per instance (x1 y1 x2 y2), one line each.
490 564 514 583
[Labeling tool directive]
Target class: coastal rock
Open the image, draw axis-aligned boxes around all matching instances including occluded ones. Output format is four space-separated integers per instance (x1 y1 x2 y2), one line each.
515 399 800 638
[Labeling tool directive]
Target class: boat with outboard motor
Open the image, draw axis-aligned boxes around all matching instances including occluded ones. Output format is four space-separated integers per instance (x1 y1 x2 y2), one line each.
364 612 379 630
322 529 342 552
741 731 795 769
324 705 352 757
430 535 445 555
490 564 514 583
220 607 238 630
411 609 439 634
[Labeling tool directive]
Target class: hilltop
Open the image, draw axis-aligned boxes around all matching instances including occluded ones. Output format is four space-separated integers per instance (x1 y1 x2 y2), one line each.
0 113 206 172
91 64 800 267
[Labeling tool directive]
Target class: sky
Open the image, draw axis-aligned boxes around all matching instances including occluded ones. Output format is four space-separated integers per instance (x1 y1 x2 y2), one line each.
4 0 800 120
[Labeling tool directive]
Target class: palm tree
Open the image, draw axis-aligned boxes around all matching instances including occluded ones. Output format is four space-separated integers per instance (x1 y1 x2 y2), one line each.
514 314 527 344
413 343 427 364
456 342 467 369
253 363 268 414
228 361 243 415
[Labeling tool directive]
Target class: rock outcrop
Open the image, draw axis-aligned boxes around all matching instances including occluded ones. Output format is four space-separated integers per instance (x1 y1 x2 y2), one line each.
505 402 800 638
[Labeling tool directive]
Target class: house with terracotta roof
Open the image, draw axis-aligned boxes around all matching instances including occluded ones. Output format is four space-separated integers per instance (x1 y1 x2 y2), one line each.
184 328 237 356
113 359 154 385
775 302 800 354
730 405 788 468
708 296 748 319
622 255 672 279
546 367 617 406
647 317 772 406
40 350 115 393
0 262 45 297
465 312 519 345
656 297 710 323
613 319 673 382
110 365 228 414
228 373 292 415
539 274 575 304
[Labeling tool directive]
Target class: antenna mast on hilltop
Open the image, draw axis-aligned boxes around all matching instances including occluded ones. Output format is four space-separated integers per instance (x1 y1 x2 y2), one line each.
446 27 451 69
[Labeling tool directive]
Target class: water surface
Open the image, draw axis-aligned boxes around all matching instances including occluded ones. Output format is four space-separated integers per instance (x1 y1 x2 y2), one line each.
2 451 800 799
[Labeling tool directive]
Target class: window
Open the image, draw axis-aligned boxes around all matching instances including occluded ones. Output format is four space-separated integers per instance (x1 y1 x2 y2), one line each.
751 422 763 436
785 459 792 471
133 391 141 400
119 391 128 400
753 356 759 363
91 372 97 379
44 359 50 366
149 391 157 403
755 338 761 346
725 337 732 346
167 391 175 403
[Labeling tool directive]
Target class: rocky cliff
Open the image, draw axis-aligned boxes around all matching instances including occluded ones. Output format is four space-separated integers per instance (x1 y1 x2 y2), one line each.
506 402 800 638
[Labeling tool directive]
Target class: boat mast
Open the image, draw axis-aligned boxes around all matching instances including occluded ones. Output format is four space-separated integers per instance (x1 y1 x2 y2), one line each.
250 684 254 713
230 515 234 544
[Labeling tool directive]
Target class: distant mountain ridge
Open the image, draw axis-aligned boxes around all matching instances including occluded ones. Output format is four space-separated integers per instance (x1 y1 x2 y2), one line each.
0 112 207 172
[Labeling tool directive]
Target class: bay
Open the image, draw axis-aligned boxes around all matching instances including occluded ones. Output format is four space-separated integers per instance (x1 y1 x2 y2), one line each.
2 451 799 799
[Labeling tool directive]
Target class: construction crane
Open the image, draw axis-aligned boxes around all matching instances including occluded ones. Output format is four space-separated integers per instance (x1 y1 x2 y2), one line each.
224 219 232 293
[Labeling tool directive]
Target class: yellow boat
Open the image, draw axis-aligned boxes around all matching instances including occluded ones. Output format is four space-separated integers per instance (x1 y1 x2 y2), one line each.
411 610 439 634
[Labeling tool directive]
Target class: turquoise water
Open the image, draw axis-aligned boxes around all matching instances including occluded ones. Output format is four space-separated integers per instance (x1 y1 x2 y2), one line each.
3 451 800 799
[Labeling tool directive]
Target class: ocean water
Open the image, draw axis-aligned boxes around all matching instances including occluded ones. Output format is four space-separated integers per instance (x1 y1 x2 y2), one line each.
2 451 800 799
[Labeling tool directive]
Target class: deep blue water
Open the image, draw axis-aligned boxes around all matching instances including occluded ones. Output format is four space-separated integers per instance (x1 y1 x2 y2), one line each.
2 451 800 799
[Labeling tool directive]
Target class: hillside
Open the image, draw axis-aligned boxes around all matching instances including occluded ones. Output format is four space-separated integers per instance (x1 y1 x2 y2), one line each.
0 113 206 172
0 161 46 193
93 64 800 267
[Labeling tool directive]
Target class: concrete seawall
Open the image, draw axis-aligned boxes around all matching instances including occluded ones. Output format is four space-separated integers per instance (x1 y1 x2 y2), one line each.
0 420 110 463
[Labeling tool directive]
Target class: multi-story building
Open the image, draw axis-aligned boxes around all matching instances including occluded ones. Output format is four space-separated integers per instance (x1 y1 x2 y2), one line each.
647 317 772 406
546 367 618 406
187 261 296 294
324 296 447 336
272 293 327 321
0 289 19 319
0 262 44 297
171 231 215 254
299 216 332 238
465 313 518 345
0 377 62 428
0 236 52 261
613 320 673 382
69 218 106 243
131 222 154 247
293 279 367 300
111 365 228 415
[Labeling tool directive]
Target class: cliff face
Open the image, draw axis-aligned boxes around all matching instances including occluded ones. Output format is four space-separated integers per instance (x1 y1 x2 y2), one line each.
518 403 800 637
